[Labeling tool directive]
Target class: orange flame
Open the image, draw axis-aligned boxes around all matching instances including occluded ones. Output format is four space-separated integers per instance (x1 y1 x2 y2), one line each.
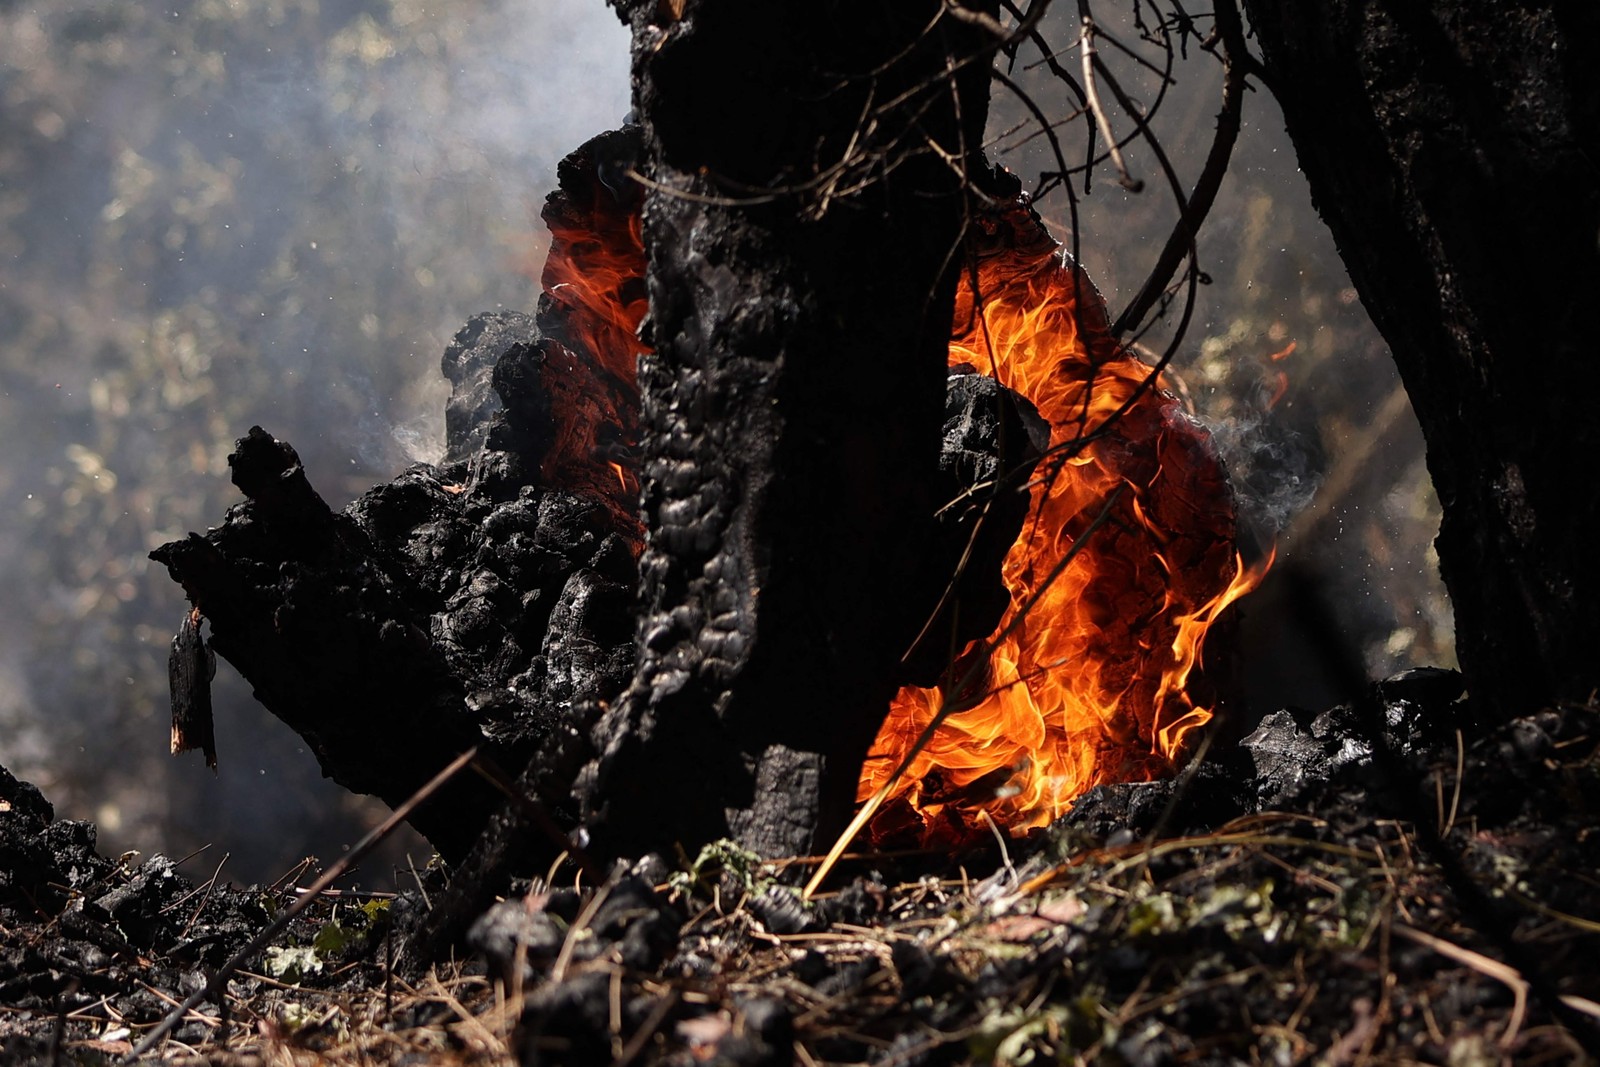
860 206 1269 843
1265 340 1295 410
541 204 648 385
608 460 632 494
536 178 649 532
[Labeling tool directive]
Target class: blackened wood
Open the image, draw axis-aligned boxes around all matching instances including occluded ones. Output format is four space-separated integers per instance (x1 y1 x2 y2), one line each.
150 413 638 863
901 371 1049 687
579 1 1001 861
1243 1 1600 715
167 606 217 771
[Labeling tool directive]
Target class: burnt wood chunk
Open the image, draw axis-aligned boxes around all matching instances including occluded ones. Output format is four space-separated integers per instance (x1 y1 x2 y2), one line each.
167 607 217 771
900 371 1050 688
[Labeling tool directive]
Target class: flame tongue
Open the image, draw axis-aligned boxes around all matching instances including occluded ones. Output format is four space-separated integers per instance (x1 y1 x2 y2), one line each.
534 143 650 534
861 203 1266 844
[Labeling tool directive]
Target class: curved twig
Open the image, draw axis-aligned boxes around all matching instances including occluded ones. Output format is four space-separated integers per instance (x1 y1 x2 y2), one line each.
1112 0 1251 336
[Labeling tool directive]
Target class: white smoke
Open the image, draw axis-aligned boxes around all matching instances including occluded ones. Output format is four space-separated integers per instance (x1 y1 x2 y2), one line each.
1204 408 1323 546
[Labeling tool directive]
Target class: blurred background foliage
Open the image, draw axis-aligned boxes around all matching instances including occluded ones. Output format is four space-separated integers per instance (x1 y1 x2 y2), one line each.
0 1 1449 883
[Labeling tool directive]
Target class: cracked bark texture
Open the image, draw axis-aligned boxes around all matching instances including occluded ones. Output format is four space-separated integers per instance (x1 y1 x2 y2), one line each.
1244 1 1600 715
579 0 1000 861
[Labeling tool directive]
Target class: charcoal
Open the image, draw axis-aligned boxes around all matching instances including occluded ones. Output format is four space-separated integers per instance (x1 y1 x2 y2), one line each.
749 883 813 935
814 876 888 926
467 898 565 986
520 970 614 1066
891 939 964 1000
1235 668 1472 811
1239 706 1358 809
581 875 681 972
900 371 1050 687
89 855 181 949
1376 665 1465 707
1062 761 1247 840
0 764 53 826
714 996 794 1067
2 767 111 917
0 764 320 1053
814 956 883 1000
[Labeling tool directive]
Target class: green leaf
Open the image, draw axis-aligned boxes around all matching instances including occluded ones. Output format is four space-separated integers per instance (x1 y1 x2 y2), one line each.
312 919 357 958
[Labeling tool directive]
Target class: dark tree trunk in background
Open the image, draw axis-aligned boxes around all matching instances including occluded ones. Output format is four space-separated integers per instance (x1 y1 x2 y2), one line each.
578 1 998 860
1243 1 1600 715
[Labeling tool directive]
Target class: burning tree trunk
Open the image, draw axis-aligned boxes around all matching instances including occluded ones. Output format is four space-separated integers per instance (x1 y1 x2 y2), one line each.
1242 1 1600 715
151 1 1253 899
578 0 1001 860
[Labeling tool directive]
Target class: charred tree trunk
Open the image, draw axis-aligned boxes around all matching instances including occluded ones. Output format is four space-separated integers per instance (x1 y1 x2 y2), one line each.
1242 1 1600 715
577 1 999 860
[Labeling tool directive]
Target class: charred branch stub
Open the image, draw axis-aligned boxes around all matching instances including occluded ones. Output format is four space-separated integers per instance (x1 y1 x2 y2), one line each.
150 430 508 861
149 399 637 868
581 0 1003 864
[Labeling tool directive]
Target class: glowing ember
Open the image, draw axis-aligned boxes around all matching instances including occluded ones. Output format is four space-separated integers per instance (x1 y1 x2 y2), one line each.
859 204 1268 844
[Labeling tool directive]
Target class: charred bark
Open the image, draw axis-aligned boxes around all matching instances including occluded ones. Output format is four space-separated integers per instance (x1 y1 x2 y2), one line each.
575 1 1001 861
1242 1 1600 714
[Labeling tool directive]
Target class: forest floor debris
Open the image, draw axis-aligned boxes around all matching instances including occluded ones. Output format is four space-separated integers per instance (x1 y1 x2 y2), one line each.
4 682 1597 1064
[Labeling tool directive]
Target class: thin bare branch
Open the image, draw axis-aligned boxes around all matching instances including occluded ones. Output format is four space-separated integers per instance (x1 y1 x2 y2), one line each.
1078 19 1144 192
1112 0 1250 336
